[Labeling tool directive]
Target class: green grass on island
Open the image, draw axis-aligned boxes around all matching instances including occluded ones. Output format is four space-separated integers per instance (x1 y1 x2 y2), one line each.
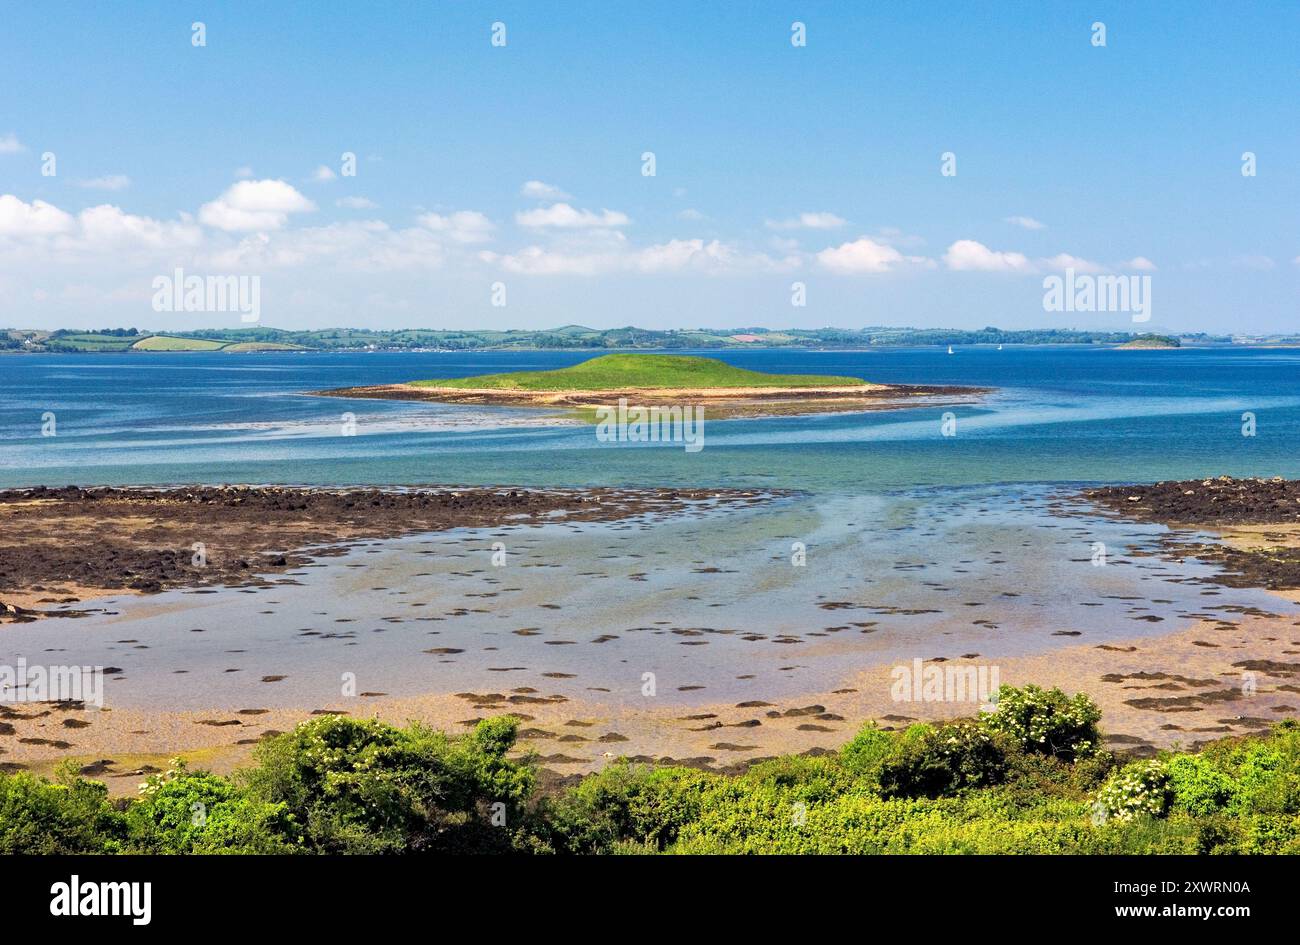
409 353 871 391
218 341 307 352
4 684 1297 854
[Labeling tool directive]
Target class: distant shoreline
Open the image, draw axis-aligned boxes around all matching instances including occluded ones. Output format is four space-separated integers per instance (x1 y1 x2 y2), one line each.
2 324 1230 354
6 342 1247 353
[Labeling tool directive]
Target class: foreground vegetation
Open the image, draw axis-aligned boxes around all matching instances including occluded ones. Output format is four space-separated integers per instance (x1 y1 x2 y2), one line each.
3 326 1232 353
2 685 1296 855
410 354 869 391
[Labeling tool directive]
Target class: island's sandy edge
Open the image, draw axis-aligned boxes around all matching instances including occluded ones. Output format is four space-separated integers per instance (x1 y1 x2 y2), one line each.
312 381 990 420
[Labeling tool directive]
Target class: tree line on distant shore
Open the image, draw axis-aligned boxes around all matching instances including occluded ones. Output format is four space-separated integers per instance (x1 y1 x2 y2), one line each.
3 325 1221 353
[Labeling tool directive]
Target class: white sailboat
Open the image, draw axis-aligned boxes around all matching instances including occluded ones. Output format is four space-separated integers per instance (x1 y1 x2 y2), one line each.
947 345 954 355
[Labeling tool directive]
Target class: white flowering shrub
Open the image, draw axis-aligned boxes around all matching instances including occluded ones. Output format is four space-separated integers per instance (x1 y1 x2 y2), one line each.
1094 761 1171 822
981 684 1101 761
137 757 188 798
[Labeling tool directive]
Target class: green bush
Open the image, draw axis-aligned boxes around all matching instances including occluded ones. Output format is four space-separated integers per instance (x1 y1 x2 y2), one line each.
1233 734 1300 814
542 762 716 853
840 723 895 784
241 714 535 853
1165 755 1239 816
981 684 1101 761
877 721 1009 799
0 767 124 854
126 760 301 854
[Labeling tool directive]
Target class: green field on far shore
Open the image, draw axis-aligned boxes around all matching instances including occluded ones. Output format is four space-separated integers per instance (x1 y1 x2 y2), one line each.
131 335 227 351
123 336 307 352
410 353 871 391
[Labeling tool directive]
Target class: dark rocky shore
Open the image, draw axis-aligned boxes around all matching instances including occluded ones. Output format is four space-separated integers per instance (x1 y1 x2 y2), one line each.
1084 477 1300 590
0 484 771 619
1084 476 1300 526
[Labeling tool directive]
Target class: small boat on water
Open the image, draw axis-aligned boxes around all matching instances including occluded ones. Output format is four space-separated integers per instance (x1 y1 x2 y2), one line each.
947 345 954 355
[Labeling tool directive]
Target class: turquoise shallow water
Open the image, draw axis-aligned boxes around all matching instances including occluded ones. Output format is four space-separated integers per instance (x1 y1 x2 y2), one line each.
2 346 1297 710
2 346 1299 491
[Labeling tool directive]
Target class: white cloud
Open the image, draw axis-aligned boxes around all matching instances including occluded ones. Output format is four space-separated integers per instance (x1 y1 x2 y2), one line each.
74 175 131 192
234 166 255 179
482 245 607 276
0 195 75 236
816 237 906 274
520 180 570 200
483 238 790 277
1124 256 1157 271
946 241 1120 274
311 165 337 182
678 208 707 222
417 210 494 244
198 179 316 232
634 239 739 273
336 196 378 210
943 239 1032 272
1040 253 1103 274
767 211 847 230
1235 255 1275 270
1005 215 1045 230
203 221 446 273
0 195 201 254
76 204 202 249
0 134 25 155
515 203 630 228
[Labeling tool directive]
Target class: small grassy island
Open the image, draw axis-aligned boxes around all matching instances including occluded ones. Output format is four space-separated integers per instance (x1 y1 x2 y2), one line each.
1117 335 1181 349
318 353 985 419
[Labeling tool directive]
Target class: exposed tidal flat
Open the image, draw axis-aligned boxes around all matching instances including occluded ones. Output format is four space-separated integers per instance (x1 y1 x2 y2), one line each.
3 347 1300 798
3 481 1299 793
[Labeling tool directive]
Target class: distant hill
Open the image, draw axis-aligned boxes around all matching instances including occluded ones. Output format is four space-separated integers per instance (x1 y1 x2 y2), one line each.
1 325 1228 354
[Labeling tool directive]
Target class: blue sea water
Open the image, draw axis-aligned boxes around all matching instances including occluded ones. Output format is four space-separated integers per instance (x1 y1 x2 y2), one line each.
1 346 1298 491
3 346 1298 711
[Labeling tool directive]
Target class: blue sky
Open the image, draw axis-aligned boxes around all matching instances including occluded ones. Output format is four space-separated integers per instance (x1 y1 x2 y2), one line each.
1 1 1296 333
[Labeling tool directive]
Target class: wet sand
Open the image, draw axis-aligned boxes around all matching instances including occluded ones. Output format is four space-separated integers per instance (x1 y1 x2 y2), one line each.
7 607 1296 793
